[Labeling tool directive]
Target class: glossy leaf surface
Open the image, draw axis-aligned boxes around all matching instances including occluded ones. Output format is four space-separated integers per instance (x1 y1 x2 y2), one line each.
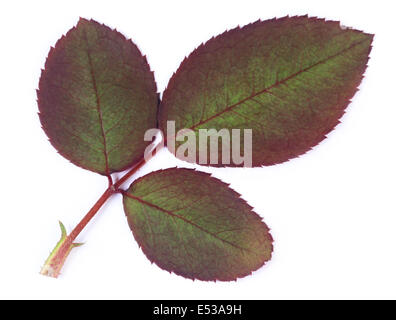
159 16 373 166
123 168 273 281
38 18 158 175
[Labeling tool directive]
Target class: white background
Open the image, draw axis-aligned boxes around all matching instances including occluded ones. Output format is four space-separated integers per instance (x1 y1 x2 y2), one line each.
0 0 395 299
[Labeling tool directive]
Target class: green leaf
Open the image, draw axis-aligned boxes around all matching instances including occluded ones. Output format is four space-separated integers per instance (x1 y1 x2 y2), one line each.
38 18 158 175
159 16 373 166
123 168 273 281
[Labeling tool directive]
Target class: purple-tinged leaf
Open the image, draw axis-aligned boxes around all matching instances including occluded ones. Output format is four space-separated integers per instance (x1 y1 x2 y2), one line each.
159 16 373 166
123 168 273 281
38 18 158 175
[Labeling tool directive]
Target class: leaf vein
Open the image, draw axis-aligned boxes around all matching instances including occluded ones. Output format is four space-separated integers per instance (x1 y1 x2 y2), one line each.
123 192 256 255
83 29 111 176
189 37 370 130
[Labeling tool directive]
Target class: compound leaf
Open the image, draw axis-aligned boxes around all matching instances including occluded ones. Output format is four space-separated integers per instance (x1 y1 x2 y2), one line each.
159 16 373 166
38 18 158 175
123 168 273 281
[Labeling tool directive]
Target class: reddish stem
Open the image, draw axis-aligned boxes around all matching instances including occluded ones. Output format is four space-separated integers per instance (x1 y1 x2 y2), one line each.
115 158 147 189
68 187 114 244
40 187 114 277
41 145 161 277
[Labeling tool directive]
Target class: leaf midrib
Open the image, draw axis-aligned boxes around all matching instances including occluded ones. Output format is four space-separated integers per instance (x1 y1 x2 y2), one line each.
83 29 111 175
188 37 370 131
123 191 259 255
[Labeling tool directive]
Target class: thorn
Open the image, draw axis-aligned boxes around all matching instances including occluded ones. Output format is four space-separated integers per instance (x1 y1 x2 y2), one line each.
72 242 84 248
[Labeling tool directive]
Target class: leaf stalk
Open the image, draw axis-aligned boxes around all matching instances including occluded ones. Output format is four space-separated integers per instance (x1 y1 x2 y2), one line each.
40 147 161 278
